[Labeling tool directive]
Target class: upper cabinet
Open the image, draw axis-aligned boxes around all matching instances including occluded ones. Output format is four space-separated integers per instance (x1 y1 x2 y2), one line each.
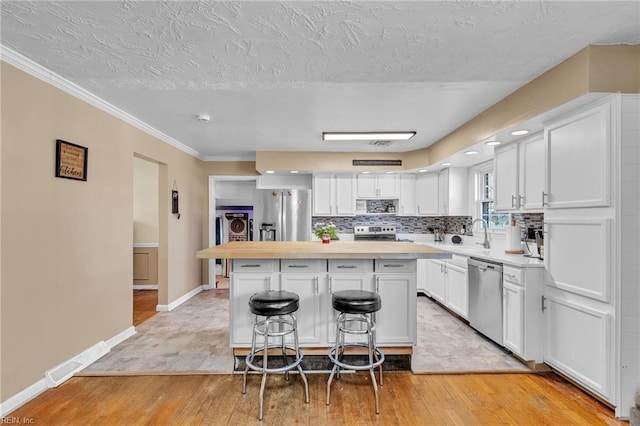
356 174 399 198
438 168 468 216
415 173 439 216
494 133 544 212
398 174 417 216
312 174 356 216
544 100 612 209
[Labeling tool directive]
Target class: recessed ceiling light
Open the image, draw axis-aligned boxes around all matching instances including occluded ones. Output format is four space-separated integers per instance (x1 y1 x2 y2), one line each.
385 171 394 174
290 170 298 174
196 113 210 123
361 171 371 174
418 169 427 173
465 150 479 155
440 162 451 166
511 129 529 136
485 141 502 146
265 170 275 174
323 132 416 141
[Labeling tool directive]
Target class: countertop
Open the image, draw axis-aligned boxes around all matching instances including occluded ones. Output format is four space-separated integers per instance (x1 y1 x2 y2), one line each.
418 242 545 268
196 241 452 260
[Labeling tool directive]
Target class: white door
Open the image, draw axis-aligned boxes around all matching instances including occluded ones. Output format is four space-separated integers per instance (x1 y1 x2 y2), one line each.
520 134 544 210
230 273 274 346
280 274 323 345
438 169 449 215
502 281 524 356
399 174 417 216
312 175 333 216
376 175 399 198
356 175 377 198
375 274 415 344
334 175 356 215
494 142 519 211
427 260 446 304
416 173 439 215
445 263 468 319
326 274 374 343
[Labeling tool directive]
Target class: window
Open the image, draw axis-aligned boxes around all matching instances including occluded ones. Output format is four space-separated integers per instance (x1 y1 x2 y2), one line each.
476 164 509 230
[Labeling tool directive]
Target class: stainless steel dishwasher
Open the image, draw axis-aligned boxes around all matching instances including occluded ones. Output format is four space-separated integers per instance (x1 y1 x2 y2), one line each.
468 257 504 346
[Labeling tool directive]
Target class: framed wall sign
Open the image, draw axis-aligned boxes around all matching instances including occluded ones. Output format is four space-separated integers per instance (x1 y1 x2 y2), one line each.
55 139 88 181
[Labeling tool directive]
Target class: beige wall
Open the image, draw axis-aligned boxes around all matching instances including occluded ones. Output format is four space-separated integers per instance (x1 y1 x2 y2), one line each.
133 157 159 244
0 63 205 401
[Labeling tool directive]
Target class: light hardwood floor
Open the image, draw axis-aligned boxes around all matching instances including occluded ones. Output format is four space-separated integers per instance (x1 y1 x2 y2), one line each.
9 372 622 425
133 290 158 326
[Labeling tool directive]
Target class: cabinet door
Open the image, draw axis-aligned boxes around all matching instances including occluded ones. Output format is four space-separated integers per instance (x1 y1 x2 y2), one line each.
377 175 399 198
445 263 468 319
326 274 374 343
545 101 612 208
427 260 446 304
334 175 356 215
312 175 333 215
494 143 520 211
438 169 449 215
416 259 428 294
356 175 377 198
375 274 416 344
399 174 417 216
503 281 524 355
230 273 274 346
416 173 439 215
280 274 323 345
520 134 544 210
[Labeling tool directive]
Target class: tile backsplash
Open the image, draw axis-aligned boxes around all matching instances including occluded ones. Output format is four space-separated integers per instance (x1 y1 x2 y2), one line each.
312 212 544 236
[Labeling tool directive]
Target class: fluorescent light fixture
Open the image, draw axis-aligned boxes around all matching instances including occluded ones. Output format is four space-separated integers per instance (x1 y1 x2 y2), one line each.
323 132 416 141
440 162 451 166
511 129 529 136
465 150 479 155
265 170 275 174
485 141 502 146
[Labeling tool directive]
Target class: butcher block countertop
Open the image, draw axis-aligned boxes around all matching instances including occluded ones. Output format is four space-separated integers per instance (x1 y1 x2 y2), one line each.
196 241 452 260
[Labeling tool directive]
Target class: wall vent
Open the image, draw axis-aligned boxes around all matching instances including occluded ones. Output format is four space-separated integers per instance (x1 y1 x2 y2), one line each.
45 341 109 387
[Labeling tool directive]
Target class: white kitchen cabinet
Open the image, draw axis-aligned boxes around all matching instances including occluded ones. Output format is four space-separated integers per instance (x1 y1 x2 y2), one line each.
416 259 428 294
280 260 325 345
230 260 279 346
427 260 446 304
312 174 356 216
398 174 417 216
374 260 417 345
544 100 612 209
356 174 399 198
502 281 524 356
416 173 439 216
438 168 468 216
494 133 544 212
445 262 468 319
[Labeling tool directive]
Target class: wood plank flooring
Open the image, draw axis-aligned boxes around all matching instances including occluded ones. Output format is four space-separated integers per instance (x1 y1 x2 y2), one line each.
133 290 157 326
9 372 622 425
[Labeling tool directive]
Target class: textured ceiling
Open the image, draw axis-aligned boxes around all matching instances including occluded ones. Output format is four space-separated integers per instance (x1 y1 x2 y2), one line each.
2 1 639 159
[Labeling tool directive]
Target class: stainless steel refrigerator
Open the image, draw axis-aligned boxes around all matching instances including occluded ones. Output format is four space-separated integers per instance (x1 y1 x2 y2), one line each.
256 189 311 241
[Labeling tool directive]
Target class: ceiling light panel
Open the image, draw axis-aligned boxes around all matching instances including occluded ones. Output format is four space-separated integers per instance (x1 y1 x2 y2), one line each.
323 132 416 141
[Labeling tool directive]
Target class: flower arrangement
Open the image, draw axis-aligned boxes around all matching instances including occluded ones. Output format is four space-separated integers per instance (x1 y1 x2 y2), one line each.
314 222 338 240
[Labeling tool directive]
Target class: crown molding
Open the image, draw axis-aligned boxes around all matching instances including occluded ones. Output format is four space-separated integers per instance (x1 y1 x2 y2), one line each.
202 155 256 162
0 45 204 160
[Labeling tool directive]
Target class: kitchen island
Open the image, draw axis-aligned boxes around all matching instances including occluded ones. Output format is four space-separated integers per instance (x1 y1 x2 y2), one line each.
197 241 451 370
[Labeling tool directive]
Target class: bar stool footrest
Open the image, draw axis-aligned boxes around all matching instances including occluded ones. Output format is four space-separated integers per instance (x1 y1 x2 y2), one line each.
245 345 304 374
328 343 385 371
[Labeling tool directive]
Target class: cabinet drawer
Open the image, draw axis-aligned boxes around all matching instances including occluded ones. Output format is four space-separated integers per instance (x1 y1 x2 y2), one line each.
328 259 372 273
232 259 278 273
281 259 326 273
374 259 414 273
503 266 524 285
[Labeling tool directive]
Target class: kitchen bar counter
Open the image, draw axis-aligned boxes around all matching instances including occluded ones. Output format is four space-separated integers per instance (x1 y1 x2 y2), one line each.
196 240 452 260
196 240 450 371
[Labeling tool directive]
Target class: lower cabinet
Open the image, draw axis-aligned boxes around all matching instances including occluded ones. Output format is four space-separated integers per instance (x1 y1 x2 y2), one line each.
426 256 468 320
374 260 416 344
502 281 524 355
280 272 323 345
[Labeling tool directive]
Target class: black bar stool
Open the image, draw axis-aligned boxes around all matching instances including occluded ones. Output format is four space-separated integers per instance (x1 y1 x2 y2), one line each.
242 290 309 420
326 289 385 414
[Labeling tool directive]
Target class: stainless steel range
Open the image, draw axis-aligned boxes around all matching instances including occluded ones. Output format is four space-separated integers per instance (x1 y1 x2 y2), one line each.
353 225 397 241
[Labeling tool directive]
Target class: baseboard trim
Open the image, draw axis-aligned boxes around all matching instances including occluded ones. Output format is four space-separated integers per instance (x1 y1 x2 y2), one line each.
0 378 47 417
133 285 158 290
156 286 203 312
0 325 136 417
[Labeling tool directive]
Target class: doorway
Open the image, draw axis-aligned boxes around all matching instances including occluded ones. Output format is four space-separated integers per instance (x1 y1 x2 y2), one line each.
132 156 160 325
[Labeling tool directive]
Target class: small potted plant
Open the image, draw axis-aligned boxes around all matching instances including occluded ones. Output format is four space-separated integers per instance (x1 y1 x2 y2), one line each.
314 222 338 244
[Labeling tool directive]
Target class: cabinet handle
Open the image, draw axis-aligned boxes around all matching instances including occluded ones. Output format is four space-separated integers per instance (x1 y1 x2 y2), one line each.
541 295 547 312
519 195 524 207
375 276 380 293
314 276 319 294
542 191 549 207
265 276 271 291
511 195 517 208
241 264 262 268
336 265 357 269
329 276 333 293
383 264 403 268
287 265 309 269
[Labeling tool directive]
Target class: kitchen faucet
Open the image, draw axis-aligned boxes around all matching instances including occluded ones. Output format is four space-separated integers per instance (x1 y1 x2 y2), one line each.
472 218 491 249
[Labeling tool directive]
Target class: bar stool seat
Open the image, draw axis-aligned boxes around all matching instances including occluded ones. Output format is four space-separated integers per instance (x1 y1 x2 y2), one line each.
327 289 384 414
242 290 309 420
